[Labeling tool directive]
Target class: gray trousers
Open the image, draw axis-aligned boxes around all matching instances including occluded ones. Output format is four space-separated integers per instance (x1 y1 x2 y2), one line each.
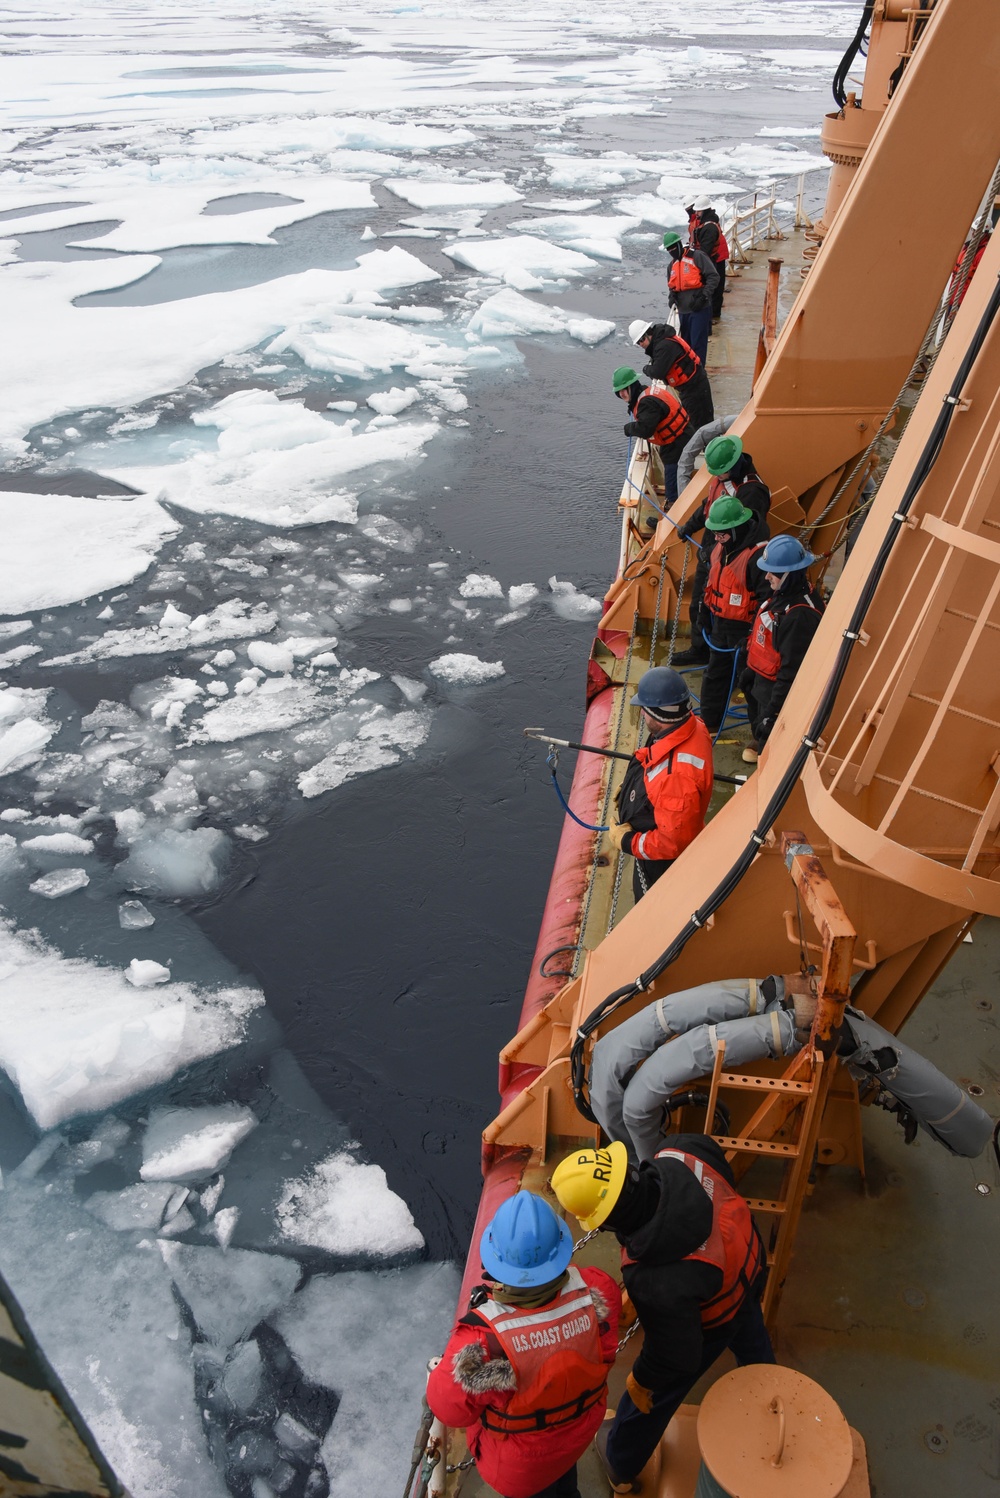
589 979 798 1161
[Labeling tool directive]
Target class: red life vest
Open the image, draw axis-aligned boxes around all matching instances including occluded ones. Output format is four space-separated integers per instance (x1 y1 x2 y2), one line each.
469 1268 609 1435
704 540 765 623
668 254 704 293
648 336 701 390
650 1149 765 1328
635 388 689 447
747 596 821 681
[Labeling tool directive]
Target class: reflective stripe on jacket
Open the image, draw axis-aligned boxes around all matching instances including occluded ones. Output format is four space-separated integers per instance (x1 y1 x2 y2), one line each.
634 387 689 447
705 540 766 623
747 596 821 681
625 714 714 864
468 1267 608 1434
653 1148 765 1329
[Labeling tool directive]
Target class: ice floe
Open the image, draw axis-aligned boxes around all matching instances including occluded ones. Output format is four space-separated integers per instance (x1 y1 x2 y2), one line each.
0 914 262 1128
468 287 614 344
141 1104 258 1181
385 177 523 209
428 652 505 684
444 234 596 290
276 1151 423 1258
0 492 178 614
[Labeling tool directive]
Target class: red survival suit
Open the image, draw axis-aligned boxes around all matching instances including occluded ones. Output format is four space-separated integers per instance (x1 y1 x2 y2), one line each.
427 1264 620 1498
618 713 714 865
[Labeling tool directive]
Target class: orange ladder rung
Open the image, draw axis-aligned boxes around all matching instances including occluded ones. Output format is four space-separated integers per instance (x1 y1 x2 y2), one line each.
712 1135 800 1157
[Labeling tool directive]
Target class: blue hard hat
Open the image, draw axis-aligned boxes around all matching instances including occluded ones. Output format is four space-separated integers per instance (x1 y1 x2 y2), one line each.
480 1191 574 1288
758 535 816 573
630 666 691 720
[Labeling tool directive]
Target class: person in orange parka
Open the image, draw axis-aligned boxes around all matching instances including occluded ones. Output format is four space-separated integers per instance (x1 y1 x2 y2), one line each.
427 1191 621 1498
608 667 714 903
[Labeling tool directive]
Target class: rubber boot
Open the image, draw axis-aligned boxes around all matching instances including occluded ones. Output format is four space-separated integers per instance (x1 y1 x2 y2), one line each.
671 643 709 667
594 1423 641 1494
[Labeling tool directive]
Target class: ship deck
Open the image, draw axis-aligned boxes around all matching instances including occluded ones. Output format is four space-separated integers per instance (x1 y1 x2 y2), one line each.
446 235 1000 1498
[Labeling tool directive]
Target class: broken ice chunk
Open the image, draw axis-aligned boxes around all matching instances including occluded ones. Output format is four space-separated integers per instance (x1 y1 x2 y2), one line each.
247 640 294 674
274 1412 319 1460
276 1152 423 1257
29 867 89 899
459 573 503 599
84 1181 180 1231
118 826 230 897
201 1174 225 1217
119 899 155 930
142 1103 258 1182
159 1241 301 1345
548 576 603 620
214 1206 240 1250
508 582 539 608
0 720 56 775
428 652 505 685
22 831 94 855
222 1339 263 1413
126 959 171 988
212 649 237 667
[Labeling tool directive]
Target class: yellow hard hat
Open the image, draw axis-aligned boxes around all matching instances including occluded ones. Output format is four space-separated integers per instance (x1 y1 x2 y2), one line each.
551 1141 629 1231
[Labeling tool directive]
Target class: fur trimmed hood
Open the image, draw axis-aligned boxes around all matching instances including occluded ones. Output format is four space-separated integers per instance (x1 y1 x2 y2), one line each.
452 1284 612 1396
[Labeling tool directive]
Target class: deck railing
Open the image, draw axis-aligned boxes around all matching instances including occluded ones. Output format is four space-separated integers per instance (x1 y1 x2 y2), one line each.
723 168 827 266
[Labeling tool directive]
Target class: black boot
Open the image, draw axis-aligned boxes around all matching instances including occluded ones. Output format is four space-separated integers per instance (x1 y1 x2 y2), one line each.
671 644 709 667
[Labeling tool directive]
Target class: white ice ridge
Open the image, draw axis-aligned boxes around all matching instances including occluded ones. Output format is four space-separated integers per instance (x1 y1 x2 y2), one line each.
0 246 441 445
276 1152 424 1257
0 178 376 253
468 288 614 346
110 390 439 527
0 493 178 614
0 915 263 1129
141 1104 258 1181
385 177 523 209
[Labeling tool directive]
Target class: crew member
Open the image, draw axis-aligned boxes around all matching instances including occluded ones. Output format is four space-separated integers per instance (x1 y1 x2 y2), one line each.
662 231 718 368
693 203 729 320
740 534 824 762
608 667 713 902
552 1140 774 1493
628 318 714 435
427 1190 620 1498
613 366 690 508
696 494 770 734
673 435 771 669
675 413 740 495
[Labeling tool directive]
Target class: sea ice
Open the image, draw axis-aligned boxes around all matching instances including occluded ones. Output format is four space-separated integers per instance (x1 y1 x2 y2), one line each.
29 867 90 899
275 1152 423 1258
0 915 261 1128
444 235 596 289
22 832 94 856
248 640 296 674
119 900 155 929
119 827 230 897
0 492 178 615
272 1263 460 1498
141 1104 258 1182
296 708 430 799
126 960 171 988
222 1339 263 1414
44 599 279 666
366 386 419 416
548 577 604 620
428 653 505 684
385 178 523 209
0 719 55 776
468 288 614 345
160 1241 301 1347
508 582 539 607
511 212 640 261
112 390 438 528
459 573 504 599
192 679 325 744
84 1181 179 1232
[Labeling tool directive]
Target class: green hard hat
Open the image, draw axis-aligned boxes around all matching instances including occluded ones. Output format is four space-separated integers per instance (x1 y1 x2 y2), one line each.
705 493 754 531
613 365 639 393
704 434 744 475
662 231 682 249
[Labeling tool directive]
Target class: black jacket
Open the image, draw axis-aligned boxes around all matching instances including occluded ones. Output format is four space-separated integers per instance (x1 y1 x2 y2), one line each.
679 454 771 540
695 219 722 262
753 577 825 732
623 383 689 452
613 1136 755 1389
667 248 719 314
642 325 701 385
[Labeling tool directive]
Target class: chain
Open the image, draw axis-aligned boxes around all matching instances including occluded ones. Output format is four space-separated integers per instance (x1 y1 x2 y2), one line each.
573 609 639 975
617 1319 641 1355
572 1226 603 1253
446 1457 475 1474
665 541 691 668
648 549 667 667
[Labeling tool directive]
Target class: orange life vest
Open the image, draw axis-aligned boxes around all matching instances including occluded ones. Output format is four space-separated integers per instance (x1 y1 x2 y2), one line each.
634 388 689 447
648 335 701 390
704 540 765 623
469 1267 609 1434
652 1149 765 1329
747 596 821 681
668 253 704 293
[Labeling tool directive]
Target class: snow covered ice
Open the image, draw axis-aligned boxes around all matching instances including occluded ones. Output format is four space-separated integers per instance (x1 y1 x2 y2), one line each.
0 0 843 1491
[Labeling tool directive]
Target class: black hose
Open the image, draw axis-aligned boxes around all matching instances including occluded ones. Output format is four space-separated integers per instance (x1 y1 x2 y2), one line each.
571 273 1000 1121
832 1 874 109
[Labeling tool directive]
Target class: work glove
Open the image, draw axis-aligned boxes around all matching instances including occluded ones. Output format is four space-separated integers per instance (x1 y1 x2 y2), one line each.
620 1290 638 1331
626 1373 655 1414
607 822 633 852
